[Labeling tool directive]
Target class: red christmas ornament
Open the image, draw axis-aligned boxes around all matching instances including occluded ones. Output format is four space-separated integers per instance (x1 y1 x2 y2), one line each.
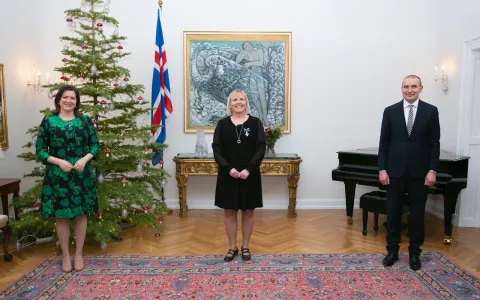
34 202 41 207
105 148 111 157
117 45 123 50
113 83 119 87
62 58 67 63
160 160 164 165
100 100 107 108
96 22 103 27
137 96 143 101
81 45 88 49
66 18 73 22
155 233 161 237
78 73 85 79
158 217 164 222
123 78 129 82
144 160 150 167
143 147 149 154
122 178 127 186
96 212 104 219
93 119 98 127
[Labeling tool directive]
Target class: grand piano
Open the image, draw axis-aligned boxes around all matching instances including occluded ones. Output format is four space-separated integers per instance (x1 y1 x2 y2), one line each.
331 147 469 244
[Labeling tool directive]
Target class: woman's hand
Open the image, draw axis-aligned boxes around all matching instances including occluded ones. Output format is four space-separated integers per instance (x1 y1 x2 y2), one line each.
238 169 250 179
57 159 73 172
73 158 87 172
229 168 240 178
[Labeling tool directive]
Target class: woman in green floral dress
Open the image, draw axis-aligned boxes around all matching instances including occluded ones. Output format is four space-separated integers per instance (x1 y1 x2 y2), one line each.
35 85 99 272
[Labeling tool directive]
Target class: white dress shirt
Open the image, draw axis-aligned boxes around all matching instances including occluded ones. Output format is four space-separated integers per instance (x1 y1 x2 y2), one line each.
403 98 419 127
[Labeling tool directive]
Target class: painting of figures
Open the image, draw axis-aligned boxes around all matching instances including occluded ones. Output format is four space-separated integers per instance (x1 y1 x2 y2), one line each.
183 31 292 133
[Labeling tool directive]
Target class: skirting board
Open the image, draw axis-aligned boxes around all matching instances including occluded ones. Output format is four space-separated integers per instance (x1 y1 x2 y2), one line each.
164 198 360 210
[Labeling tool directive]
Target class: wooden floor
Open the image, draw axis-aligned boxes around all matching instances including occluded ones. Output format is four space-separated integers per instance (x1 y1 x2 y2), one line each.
1 209 480 289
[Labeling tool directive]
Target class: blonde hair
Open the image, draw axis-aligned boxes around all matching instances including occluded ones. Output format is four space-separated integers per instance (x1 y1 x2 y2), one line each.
226 89 251 116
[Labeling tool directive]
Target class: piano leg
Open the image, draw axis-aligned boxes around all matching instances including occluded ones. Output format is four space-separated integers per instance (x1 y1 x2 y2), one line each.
443 187 461 245
345 180 356 224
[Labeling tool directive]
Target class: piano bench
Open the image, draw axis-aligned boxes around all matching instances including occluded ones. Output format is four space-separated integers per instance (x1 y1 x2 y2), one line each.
359 191 409 236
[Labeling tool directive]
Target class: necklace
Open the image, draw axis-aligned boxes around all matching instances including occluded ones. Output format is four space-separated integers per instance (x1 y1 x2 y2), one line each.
235 123 244 144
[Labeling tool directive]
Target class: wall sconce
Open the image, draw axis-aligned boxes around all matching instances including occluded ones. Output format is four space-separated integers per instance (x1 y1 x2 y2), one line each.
26 64 49 93
433 66 448 95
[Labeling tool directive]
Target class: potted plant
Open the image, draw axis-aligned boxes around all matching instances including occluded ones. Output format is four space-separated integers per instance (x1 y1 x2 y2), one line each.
264 126 283 157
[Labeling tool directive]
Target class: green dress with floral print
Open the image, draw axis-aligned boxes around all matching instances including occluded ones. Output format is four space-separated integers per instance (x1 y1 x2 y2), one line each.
35 114 99 219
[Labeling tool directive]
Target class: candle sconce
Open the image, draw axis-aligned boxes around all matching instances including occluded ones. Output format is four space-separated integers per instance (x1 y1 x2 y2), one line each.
26 64 49 93
433 66 448 95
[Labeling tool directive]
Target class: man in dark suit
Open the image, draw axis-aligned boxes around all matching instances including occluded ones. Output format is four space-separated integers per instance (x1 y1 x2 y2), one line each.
378 75 440 270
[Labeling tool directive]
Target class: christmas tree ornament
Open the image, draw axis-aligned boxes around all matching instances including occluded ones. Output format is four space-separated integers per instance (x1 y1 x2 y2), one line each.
143 206 149 214
122 178 127 187
144 160 150 167
161 180 166 188
105 148 111 157
100 99 107 108
143 147 149 154
155 233 161 237
97 212 103 219
107 103 115 111
117 45 123 50
78 73 85 79
92 119 98 127
98 173 104 183
91 64 97 74
120 82 126 89
62 58 68 63
96 22 103 28
137 96 143 101
100 242 107 250
136 161 143 173
121 209 128 219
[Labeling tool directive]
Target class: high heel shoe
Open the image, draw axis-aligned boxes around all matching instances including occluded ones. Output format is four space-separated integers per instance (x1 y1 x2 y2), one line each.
74 256 85 272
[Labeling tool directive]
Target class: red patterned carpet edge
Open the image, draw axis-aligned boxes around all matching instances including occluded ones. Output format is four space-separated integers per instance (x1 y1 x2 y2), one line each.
1 252 479 299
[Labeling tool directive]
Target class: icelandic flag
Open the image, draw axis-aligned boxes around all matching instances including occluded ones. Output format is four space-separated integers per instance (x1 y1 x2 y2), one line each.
151 7 172 166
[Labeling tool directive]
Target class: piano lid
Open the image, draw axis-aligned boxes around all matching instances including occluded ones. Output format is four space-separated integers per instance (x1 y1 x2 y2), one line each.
337 147 470 162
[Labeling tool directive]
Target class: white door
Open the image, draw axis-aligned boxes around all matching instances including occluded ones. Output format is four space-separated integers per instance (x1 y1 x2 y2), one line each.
459 51 480 227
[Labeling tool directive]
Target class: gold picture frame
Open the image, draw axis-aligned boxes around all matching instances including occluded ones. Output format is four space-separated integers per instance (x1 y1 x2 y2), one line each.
0 64 8 149
183 31 292 133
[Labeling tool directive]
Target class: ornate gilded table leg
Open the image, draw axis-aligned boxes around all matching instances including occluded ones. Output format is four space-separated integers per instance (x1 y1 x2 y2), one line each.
287 174 299 218
175 174 188 217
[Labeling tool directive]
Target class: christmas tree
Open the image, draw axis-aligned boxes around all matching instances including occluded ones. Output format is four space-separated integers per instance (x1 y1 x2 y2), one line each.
11 0 169 249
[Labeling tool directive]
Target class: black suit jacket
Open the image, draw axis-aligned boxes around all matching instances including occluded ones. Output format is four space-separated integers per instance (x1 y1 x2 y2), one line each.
378 99 440 179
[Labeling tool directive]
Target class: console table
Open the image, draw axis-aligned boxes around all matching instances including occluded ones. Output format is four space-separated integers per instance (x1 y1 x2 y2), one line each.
172 153 302 218
0 178 21 220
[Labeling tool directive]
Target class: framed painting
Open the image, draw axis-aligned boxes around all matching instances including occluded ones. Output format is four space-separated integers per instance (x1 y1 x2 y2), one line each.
183 31 292 133
0 64 8 149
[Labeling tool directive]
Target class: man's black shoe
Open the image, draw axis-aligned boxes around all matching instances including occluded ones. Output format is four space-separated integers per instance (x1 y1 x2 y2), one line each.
382 252 399 267
409 254 421 270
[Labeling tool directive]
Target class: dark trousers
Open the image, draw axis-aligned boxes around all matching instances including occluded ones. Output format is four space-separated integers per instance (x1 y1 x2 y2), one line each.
386 172 428 255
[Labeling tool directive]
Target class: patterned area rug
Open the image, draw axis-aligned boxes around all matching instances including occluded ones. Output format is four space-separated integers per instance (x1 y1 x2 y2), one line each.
1 252 479 299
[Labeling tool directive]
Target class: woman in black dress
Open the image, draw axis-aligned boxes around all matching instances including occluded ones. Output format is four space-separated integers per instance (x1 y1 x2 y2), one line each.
212 89 266 261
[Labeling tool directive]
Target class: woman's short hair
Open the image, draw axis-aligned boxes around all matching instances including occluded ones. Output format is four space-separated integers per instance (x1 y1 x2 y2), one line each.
226 89 251 116
52 85 82 117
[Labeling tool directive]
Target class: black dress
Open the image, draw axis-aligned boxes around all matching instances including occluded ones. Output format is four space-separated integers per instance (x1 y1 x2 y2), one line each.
212 115 266 210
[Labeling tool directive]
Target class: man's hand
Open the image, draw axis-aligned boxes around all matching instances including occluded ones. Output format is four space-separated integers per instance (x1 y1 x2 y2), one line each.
425 171 436 186
73 158 87 172
238 169 250 179
379 171 390 185
57 159 73 172
229 168 240 178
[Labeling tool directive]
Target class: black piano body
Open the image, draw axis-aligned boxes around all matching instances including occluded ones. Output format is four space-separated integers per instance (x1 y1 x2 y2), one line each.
331 147 469 244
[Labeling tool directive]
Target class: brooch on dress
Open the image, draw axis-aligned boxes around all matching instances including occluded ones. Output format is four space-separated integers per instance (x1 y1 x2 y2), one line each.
244 128 250 137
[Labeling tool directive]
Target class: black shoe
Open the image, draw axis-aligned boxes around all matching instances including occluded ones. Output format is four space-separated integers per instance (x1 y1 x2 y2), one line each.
241 247 251 261
409 254 421 270
382 252 399 267
223 248 238 262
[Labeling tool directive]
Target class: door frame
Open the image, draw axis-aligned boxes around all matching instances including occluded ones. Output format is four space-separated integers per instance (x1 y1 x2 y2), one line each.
457 36 480 155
